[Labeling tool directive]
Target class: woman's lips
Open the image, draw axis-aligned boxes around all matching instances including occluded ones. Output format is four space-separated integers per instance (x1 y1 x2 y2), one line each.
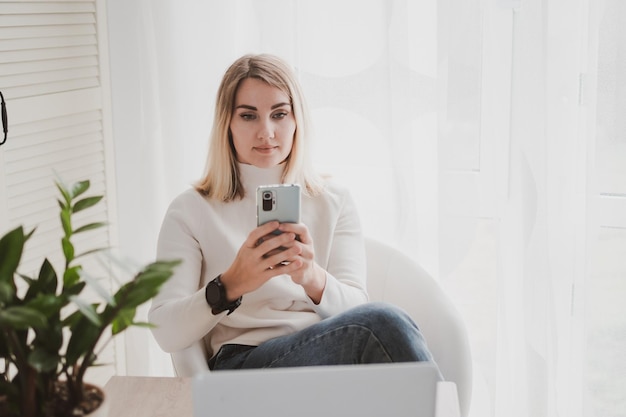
255 146 277 154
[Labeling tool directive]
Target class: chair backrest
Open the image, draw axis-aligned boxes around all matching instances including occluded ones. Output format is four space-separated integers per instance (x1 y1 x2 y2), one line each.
364 237 472 417
170 237 472 416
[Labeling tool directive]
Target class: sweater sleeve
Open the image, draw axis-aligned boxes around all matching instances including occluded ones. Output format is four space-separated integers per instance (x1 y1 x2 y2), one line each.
148 193 226 353
310 187 369 318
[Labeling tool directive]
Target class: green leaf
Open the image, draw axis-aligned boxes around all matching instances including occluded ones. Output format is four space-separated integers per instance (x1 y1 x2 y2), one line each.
111 308 135 335
64 281 86 297
25 294 65 317
74 247 108 260
146 259 183 272
73 196 103 213
24 258 58 301
73 222 107 235
55 181 71 206
111 259 180 309
61 236 74 263
114 281 163 310
60 209 72 236
0 226 25 284
62 309 82 328
63 265 82 288
17 273 35 286
38 258 59 292
66 317 100 365
132 260 181 285
0 306 47 329
129 321 156 329
32 320 64 351
28 348 60 372
70 180 90 199
69 296 102 327
0 281 15 304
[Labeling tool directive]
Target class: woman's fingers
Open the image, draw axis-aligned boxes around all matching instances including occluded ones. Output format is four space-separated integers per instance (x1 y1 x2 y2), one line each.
278 222 308 243
248 221 280 247
223 222 314 299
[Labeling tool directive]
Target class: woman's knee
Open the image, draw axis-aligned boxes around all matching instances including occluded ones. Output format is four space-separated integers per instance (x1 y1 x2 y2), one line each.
347 302 433 362
350 302 419 331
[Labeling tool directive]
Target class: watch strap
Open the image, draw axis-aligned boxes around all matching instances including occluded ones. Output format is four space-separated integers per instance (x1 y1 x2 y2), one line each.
205 275 242 315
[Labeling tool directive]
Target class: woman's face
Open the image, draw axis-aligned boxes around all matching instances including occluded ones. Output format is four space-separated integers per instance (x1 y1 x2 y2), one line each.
230 77 296 168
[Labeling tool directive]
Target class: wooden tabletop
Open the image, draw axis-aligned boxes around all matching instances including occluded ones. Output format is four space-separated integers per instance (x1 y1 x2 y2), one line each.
103 376 192 417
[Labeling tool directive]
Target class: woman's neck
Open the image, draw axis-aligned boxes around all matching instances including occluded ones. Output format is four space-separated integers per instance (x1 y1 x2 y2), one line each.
238 163 285 196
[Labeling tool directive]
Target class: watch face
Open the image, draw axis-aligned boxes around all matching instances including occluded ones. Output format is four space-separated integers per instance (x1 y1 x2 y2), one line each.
206 281 222 306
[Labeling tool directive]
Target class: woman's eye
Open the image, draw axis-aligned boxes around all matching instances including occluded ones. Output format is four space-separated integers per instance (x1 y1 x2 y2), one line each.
240 113 256 121
272 112 288 119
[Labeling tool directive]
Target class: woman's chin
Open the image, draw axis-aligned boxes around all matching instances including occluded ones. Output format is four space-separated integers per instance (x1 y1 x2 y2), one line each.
251 157 286 169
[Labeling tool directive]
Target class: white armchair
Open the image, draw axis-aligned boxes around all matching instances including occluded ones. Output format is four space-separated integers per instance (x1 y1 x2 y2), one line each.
363 237 472 417
170 237 472 416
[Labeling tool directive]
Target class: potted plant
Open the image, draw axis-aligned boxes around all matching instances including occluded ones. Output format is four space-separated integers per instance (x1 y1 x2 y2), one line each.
0 179 180 417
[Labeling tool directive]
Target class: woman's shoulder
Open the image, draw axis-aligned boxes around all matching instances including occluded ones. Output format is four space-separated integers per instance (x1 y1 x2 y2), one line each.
169 187 206 206
160 188 224 234
164 188 213 219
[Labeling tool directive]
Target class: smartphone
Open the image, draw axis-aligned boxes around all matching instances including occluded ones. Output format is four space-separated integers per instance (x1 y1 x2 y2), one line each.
256 184 301 231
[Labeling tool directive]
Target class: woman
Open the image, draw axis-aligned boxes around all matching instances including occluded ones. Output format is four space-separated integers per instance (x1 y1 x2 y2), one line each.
149 53 438 372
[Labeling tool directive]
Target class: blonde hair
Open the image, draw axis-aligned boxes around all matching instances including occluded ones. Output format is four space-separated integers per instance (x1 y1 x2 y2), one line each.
195 54 324 201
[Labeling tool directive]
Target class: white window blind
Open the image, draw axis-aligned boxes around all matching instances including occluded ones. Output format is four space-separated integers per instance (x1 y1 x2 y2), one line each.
0 0 118 385
583 1 626 415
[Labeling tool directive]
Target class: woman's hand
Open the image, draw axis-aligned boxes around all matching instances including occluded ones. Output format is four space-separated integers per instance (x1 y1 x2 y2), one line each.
220 221 327 304
275 222 327 304
219 221 307 301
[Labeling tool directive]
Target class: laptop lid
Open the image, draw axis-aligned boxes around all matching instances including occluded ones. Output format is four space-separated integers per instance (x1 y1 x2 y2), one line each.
192 362 442 417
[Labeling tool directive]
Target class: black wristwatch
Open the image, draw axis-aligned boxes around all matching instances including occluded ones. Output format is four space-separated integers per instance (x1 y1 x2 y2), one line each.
205 275 241 315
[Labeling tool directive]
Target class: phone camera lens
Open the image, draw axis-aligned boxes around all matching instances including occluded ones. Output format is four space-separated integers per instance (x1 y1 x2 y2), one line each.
262 191 273 211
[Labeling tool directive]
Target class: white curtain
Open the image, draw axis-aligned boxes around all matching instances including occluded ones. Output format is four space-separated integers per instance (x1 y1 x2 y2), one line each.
106 1 626 416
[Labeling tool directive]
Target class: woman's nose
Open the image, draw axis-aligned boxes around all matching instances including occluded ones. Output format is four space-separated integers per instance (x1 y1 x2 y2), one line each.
258 119 275 140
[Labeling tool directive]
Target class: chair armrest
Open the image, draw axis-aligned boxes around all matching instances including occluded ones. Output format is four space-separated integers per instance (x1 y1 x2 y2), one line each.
435 381 461 417
171 341 209 377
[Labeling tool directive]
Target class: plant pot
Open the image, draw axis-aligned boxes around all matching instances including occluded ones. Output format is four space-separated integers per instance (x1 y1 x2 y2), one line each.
83 383 108 417
0 383 108 417
45 381 108 417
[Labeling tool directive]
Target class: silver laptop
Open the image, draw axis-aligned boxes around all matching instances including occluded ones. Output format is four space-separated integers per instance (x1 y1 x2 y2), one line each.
192 362 457 417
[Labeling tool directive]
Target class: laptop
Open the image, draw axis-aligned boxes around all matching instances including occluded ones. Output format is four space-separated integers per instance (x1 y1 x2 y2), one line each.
192 361 460 417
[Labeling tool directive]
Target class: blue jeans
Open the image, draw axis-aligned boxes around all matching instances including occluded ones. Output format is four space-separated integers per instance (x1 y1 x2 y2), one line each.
210 302 439 372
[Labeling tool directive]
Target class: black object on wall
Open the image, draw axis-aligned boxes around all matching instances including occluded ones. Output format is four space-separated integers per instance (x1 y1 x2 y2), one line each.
0 91 7 146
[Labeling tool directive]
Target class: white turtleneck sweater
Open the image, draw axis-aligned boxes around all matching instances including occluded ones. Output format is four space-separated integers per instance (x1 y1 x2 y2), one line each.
148 163 368 359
